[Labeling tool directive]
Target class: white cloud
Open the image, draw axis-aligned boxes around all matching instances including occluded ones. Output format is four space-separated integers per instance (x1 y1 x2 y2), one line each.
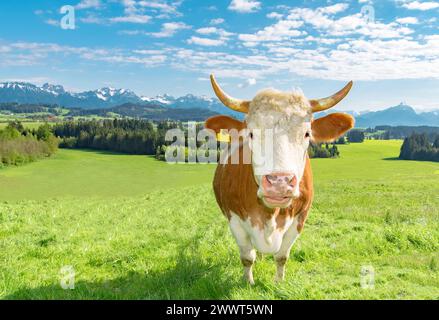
187 37 225 46
80 15 106 24
210 18 225 25
238 20 304 44
304 36 341 45
396 17 419 24
196 27 220 35
110 15 151 24
75 0 101 10
137 0 183 17
5 0 439 86
138 1 179 13
193 27 234 45
196 27 233 37
173 25 439 81
424 34 439 40
114 0 183 24
318 3 349 14
149 22 190 37
266 12 283 19
4 37 439 82
45 19 59 27
78 1 184 25
401 1 439 10
282 5 414 39
118 30 143 35
120 0 138 15
228 0 261 13
238 78 257 88
133 49 169 55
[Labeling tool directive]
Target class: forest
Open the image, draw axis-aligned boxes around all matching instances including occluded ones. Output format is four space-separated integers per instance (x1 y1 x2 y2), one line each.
0 103 64 115
399 133 439 162
53 119 341 161
0 121 59 167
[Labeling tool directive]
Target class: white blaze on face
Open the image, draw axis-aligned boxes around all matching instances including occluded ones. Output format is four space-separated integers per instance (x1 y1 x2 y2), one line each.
245 89 312 198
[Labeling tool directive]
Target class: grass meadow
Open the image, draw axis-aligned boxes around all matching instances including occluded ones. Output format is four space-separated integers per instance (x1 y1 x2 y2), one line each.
0 121 50 130
0 140 438 299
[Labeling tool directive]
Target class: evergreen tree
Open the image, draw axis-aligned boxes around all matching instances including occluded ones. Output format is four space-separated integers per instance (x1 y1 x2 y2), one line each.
399 133 439 162
347 129 365 143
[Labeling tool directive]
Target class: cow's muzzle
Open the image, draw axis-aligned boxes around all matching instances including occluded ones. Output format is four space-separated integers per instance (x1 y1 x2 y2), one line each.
259 173 297 208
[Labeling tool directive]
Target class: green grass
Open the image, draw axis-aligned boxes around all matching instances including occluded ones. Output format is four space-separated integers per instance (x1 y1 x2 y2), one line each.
0 149 214 201
0 121 51 130
0 140 438 299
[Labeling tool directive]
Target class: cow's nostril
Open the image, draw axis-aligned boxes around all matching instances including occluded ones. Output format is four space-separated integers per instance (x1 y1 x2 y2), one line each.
265 174 297 186
266 175 275 184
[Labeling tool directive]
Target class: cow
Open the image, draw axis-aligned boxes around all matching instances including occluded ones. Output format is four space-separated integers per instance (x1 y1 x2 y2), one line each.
205 74 355 284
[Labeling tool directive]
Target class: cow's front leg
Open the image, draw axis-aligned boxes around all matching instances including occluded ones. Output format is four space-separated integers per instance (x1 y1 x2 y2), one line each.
274 216 301 282
230 214 256 285
240 245 256 285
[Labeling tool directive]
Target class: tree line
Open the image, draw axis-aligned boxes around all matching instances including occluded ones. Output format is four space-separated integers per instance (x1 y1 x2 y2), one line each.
365 126 439 140
0 121 59 167
53 119 181 155
399 133 439 162
66 103 218 121
56 119 439 162
376 125 439 138
52 119 344 161
0 103 64 115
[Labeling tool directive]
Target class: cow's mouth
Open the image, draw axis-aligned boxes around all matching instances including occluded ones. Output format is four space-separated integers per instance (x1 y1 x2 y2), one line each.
262 195 293 208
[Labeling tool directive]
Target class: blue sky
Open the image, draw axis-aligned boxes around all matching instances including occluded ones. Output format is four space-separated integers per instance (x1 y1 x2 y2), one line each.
0 0 438 111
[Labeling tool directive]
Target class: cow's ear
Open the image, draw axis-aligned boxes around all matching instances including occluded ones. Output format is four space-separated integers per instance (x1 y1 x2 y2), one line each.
205 115 246 134
311 113 355 143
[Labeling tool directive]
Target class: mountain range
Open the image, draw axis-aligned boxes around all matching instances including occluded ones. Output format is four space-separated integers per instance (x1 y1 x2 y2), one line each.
0 81 238 116
0 82 438 127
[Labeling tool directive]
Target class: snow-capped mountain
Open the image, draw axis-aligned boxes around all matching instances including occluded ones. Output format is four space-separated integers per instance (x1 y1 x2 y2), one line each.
0 82 142 108
0 82 60 105
0 81 241 115
139 93 238 116
141 94 175 105
1 81 437 125
72 87 140 107
41 83 66 96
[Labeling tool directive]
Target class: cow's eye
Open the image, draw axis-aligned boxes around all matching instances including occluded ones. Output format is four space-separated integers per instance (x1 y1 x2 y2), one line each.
249 132 254 139
305 132 310 138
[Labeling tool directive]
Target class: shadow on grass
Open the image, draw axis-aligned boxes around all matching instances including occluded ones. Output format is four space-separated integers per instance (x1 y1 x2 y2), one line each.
382 157 400 161
4 247 240 300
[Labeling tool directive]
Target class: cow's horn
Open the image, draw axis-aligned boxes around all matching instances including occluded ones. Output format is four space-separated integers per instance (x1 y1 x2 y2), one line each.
310 81 353 113
210 74 250 113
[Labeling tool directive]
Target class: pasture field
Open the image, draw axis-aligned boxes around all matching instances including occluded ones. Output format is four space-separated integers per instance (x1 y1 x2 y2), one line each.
0 121 51 130
0 140 438 299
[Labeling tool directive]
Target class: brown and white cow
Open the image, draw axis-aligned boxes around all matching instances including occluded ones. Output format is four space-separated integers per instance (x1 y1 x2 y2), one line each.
205 74 355 284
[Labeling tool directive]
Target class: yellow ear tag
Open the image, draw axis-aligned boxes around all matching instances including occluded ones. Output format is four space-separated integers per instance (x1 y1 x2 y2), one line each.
217 130 231 142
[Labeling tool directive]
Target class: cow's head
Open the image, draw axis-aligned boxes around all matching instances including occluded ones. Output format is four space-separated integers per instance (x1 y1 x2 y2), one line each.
206 74 354 209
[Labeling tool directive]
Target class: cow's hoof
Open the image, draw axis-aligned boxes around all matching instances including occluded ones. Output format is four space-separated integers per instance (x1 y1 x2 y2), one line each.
243 275 255 286
274 274 285 283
